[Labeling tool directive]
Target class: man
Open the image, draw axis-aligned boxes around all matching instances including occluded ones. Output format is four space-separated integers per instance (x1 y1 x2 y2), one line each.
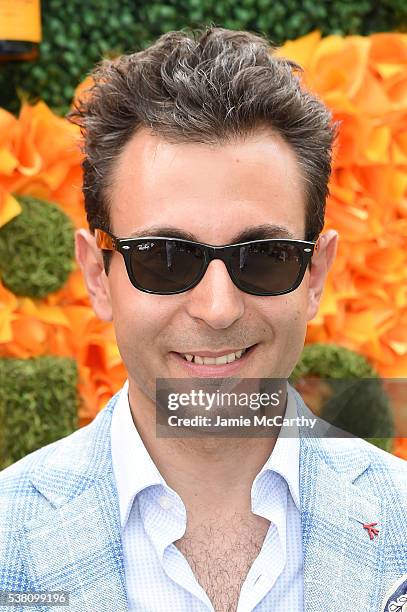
0 27 406 612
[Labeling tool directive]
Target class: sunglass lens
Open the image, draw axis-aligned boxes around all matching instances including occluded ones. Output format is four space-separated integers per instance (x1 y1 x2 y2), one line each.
129 239 205 292
231 242 303 294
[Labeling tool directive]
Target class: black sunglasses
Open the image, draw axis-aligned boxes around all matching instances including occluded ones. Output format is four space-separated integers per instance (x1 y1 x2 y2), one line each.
95 228 319 296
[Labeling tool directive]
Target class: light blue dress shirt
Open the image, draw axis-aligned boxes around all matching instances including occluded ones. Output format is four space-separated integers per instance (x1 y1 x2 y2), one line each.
110 380 304 611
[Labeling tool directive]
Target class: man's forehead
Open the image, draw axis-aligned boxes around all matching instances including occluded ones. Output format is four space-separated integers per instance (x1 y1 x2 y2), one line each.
108 127 307 239
110 125 303 185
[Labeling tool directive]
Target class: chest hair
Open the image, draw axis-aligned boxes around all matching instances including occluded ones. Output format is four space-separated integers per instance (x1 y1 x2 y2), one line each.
174 511 270 612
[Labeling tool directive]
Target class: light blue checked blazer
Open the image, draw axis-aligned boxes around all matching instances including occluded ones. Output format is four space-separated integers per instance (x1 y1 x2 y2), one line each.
1 385 406 612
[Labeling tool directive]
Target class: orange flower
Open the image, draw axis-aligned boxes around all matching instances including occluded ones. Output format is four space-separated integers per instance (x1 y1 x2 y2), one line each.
278 33 407 378
394 438 407 461
0 186 21 228
0 101 86 229
0 108 20 174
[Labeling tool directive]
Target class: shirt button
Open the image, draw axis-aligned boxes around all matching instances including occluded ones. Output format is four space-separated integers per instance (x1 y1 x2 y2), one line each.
159 495 172 510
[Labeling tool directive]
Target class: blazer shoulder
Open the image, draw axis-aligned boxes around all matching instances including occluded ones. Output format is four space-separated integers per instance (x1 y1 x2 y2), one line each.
353 436 407 471
330 435 407 504
0 393 121 590
362 438 407 491
0 447 55 549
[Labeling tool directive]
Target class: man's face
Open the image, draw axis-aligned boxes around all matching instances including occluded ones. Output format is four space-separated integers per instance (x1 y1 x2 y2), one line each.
76 128 337 404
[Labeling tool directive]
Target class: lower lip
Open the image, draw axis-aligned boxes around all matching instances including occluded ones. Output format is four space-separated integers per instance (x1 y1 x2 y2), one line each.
169 344 257 377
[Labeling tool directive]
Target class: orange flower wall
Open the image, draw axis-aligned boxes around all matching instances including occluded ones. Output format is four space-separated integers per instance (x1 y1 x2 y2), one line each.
0 33 406 458
276 32 407 377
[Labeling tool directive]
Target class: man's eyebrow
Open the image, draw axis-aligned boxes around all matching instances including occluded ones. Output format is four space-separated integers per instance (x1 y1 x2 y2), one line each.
127 224 296 242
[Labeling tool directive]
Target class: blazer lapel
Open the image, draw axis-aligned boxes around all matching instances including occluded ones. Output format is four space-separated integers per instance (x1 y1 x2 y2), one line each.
20 393 128 612
291 385 386 612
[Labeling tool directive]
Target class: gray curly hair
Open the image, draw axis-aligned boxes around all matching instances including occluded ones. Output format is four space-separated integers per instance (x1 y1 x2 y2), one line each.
69 26 337 274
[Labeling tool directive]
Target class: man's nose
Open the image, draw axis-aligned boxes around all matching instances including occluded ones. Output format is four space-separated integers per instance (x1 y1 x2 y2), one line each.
184 259 245 329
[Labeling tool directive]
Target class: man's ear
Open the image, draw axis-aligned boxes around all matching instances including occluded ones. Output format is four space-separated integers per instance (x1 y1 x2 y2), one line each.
306 229 338 322
75 228 113 322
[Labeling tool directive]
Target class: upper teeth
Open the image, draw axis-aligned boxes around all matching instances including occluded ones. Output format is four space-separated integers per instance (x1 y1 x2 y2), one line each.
181 348 247 365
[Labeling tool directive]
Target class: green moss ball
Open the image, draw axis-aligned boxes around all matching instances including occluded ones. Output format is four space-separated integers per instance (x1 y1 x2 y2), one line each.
0 195 75 298
291 343 394 453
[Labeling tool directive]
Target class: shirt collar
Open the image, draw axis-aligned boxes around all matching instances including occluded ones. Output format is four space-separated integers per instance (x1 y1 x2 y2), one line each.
111 380 300 529
111 379 166 528
255 386 301 511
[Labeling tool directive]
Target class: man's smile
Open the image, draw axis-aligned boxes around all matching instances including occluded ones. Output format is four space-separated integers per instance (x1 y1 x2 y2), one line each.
169 343 258 376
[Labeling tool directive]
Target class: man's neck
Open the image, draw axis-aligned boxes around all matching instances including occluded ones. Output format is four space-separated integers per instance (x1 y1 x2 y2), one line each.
127 380 279 513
